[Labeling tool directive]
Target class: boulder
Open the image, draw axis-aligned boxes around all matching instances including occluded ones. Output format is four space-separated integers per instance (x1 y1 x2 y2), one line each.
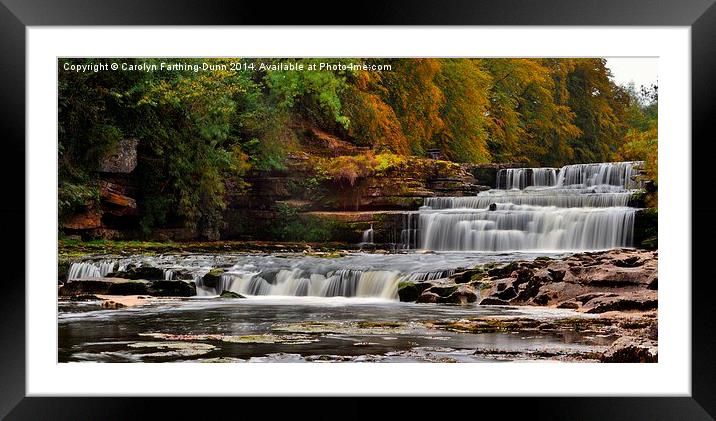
100 180 137 215
495 286 517 301
487 262 518 278
556 301 580 309
424 284 459 297
600 336 657 363
59 278 149 296
416 291 440 304
397 281 420 302
584 294 658 314
219 290 246 299
109 266 165 281
440 285 478 304
147 280 196 297
101 300 126 309
60 278 196 297
202 268 225 288
479 297 510 306
98 138 138 173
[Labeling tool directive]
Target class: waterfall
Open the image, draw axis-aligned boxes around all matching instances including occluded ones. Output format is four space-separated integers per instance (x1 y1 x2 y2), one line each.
65 253 534 299
418 206 635 251
67 261 116 280
219 268 400 299
412 161 643 252
555 161 642 189
497 168 558 190
361 224 374 244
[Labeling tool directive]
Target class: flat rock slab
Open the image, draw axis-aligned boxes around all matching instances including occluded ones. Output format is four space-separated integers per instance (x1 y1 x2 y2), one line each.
60 278 196 297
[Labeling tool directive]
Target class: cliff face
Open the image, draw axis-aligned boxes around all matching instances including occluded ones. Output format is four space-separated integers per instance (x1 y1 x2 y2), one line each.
60 137 506 242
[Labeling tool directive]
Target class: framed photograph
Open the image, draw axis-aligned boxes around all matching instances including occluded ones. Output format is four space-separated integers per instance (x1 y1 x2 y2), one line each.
2 0 714 418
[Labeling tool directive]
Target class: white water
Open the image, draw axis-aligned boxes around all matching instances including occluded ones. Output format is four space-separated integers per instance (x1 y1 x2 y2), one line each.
64 162 643 299
361 224 374 244
413 161 643 252
220 268 400 299
66 252 551 299
498 168 558 190
68 261 116 280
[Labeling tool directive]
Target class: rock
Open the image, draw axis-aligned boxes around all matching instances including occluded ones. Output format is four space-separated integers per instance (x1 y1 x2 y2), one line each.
450 268 486 284
58 260 71 281
600 336 657 363
86 228 124 240
202 268 225 288
556 301 580 309
109 266 165 281
60 209 102 230
219 290 246 299
513 268 533 286
514 277 545 302
479 297 510 306
584 294 658 314
108 281 152 295
614 256 643 268
169 270 196 281
495 286 517 301
68 294 101 301
547 268 566 282
147 280 196 297
62 278 197 297
59 278 150 296
440 285 477 304
487 262 518 278
98 138 138 173
488 203 497 211
101 300 126 309
424 284 459 297
416 291 440 303
398 281 420 302
576 293 608 304
100 180 137 215
647 277 658 290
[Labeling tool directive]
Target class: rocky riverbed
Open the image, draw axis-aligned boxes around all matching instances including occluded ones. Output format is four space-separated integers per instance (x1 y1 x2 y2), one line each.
58 248 657 363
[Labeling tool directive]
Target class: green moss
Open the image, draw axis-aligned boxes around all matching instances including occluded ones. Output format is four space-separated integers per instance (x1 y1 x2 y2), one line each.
398 281 415 290
58 260 71 281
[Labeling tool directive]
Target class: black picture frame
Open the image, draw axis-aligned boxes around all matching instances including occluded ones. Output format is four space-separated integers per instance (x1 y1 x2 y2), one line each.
1 0 714 419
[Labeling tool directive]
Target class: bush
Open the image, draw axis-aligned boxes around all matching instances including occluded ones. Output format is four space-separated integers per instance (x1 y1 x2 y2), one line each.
267 203 334 242
58 182 100 217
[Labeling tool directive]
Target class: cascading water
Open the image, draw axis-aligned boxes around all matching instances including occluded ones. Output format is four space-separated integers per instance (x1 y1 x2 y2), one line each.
497 168 559 190
64 253 538 300
219 268 400 299
415 161 643 252
64 162 643 299
67 261 116 280
361 224 374 244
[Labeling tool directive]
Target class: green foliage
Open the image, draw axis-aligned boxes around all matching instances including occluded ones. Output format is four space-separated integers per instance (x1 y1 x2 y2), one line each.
268 204 334 242
613 83 658 206
59 57 658 238
315 152 408 185
434 59 492 163
58 182 100 217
